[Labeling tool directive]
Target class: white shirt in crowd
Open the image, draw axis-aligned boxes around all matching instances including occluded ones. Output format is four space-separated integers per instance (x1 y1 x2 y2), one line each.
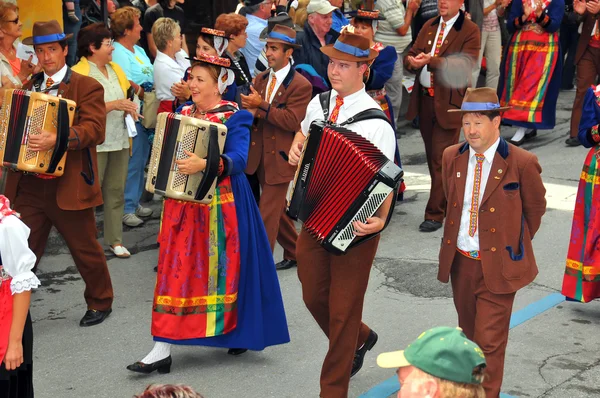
265 62 291 103
301 86 397 161
153 49 191 101
0 214 40 295
456 137 500 252
420 12 460 88
41 64 68 96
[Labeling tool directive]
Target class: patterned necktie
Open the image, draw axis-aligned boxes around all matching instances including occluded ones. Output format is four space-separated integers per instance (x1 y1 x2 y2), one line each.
46 77 54 90
266 74 277 102
430 21 447 90
468 154 486 237
328 96 344 124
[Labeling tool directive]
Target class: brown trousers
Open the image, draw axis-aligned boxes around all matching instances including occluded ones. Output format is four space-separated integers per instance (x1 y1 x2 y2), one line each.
297 230 378 398
570 46 600 138
256 163 297 260
14 175 114 311
450 253 516 398
419 95 461 222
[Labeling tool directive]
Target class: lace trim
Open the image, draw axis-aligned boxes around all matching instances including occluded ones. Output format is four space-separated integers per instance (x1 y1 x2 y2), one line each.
10 272 41 295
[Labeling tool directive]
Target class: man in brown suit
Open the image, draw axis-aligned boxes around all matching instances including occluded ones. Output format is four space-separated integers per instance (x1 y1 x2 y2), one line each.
5 21 113 327
439 88 547 397
566 0 600 147
242 25 312 270
404 0 480 232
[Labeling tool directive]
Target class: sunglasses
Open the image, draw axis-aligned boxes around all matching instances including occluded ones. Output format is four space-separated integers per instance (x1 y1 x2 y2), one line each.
4 16 19 24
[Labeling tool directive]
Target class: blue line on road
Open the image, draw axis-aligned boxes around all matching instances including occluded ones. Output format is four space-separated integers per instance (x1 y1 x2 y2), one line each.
359 292 566 398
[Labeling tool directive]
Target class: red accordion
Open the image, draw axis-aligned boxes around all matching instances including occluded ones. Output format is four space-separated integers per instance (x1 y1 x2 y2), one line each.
287 120 403 254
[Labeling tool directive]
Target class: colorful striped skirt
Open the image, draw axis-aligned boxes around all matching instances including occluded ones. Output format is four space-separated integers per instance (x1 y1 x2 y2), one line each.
151 177 241 340
562 146 600 302
500 27 559 125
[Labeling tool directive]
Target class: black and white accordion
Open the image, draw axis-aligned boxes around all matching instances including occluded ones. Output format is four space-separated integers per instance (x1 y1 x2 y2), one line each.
146 112 227 204
287 120 403 254
0 89 75 176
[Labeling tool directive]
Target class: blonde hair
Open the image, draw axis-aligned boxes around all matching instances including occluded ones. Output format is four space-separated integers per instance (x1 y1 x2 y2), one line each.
290 0 310 27
411 368 486 398
134 384 204 398
111 6 141 39
151 17 181 52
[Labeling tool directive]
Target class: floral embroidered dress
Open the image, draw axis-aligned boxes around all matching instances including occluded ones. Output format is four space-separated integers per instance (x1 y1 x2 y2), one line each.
0 195 40 398
151 101 290 349
498 0 564 129
562 86 600 302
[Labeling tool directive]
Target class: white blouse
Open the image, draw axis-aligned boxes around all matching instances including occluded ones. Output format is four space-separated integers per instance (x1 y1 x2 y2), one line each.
153 50 191 101
0 215 40 294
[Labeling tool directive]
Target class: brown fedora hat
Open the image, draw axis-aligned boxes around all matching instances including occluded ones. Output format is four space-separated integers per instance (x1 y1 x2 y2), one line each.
447 87 511 113
23 20 73 46
261 24 301 48
320 30 378 62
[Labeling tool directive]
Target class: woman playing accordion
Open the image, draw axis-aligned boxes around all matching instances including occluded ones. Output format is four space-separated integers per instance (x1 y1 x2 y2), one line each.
126 53 289 374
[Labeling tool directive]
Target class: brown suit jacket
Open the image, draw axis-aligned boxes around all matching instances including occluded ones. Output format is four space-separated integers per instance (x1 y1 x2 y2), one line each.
438 138 547 294
246 65 312 185
575 14 597 65
405 11 480 130
5 69 106 210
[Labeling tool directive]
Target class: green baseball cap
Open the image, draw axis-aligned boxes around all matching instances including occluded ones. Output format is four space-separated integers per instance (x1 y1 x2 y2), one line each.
376 326 486 385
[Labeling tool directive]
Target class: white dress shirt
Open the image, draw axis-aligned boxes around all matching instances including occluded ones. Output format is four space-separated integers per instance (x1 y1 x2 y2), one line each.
300 86 397 161
153 50 191 101
41 64 68 96
265 62 291 103
419 13 460 88
457 138 500 252
0 215 40 294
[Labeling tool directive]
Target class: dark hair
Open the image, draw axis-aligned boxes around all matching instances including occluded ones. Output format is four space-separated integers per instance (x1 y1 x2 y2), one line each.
77 23 112 58
197 32 215 48
468 111 501 121
34 40 68 50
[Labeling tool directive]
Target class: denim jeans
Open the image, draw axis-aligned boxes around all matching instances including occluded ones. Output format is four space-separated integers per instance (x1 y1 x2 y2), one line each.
63 0 82 67
124 122 152 214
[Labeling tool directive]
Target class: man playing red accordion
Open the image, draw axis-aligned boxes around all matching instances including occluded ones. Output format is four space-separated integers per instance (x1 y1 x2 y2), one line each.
4 20 114 327
287 28 397 398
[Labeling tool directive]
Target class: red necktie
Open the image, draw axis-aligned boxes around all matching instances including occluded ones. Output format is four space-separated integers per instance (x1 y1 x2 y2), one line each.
328 96 344 124
468 154 486 237
430 21 447 91
46 77 54 89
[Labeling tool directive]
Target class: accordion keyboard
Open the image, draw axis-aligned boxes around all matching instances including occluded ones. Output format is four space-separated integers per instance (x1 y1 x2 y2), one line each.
172 125 199 192
24 101 48 164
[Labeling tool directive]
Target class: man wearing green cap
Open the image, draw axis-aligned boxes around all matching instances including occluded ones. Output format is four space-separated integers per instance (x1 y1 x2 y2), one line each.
378 326 486 398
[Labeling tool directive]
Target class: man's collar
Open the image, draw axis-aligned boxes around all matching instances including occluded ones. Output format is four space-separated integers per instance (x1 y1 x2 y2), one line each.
332 85 366 105
459 137 509 159
432 10 465 30
468 137 501 163
44 64 68 82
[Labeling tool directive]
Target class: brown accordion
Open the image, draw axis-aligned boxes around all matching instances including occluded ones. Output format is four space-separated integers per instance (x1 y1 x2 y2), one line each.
146 112 227 204
287 120 403 254
0 89 75 176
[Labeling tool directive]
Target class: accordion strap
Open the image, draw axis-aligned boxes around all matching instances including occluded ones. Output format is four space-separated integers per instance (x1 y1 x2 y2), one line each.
318 91 392 127
46 99 70 174
194 124 221 202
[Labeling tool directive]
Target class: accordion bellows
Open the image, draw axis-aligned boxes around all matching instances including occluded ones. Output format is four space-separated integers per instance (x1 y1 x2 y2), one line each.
0 89 75 176
287 121 403 254
146 112 227 204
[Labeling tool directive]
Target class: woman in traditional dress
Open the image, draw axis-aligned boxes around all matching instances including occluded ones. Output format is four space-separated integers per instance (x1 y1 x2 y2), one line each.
497 0 564 145
561 85 600 303
215 13 252 97
126 53 289 374
0 195 40 398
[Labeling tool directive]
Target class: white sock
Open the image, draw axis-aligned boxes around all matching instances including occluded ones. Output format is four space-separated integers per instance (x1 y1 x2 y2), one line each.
140 342 171 364
511 127 526 142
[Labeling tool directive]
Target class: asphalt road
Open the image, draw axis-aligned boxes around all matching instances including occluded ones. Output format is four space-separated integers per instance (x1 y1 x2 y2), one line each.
29 90 600 398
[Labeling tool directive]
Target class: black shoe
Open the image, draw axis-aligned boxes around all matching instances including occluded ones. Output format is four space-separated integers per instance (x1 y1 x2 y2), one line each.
565 137 581 147
411 117 419 129
154 265 158 272
351 330 378 377
126 356 172 374
419 220 442 232
227 348 248 356
524 129 537 141
275 259 297 271
80 309 112 327
508 137 525 146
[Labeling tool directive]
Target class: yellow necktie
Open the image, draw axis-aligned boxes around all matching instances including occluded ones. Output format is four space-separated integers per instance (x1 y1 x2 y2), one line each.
468 154 486 237
266 74 277 102
46 77 54 89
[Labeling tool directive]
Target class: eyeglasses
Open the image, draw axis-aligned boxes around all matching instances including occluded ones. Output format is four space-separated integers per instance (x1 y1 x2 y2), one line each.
3 16 19 24
102 39 115 47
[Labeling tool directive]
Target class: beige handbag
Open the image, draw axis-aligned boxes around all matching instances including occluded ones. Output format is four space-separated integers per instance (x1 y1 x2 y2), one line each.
142 90 159 129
